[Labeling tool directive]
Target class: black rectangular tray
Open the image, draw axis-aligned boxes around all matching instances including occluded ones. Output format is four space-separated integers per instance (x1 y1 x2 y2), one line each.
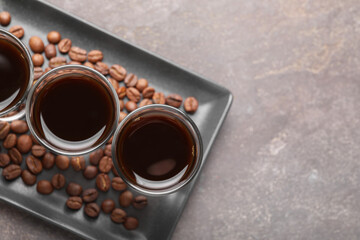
0 0 233 239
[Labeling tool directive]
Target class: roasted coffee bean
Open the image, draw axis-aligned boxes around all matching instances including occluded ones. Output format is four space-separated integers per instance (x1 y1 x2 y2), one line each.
55 155 70 170
125 101 137 112
51 173 66 190
96 173 110 192
124 73 138 87
112 165 120 176
104 144 112 157
139 98 153 107
109 77 119 90
71 156 85 171
37 180 53 195
184 97 199 113
84 203 100 218
44 67 52 73
166 94 183 108
47 31 61 44
0 11 11 26
10 120 28 133
0 121 10 140
9 25 24 39
88 50 103 63
110 208 127 223
94 62 109 75
42 152 55 169
21 170 37 186
66 182 83 196
136 78 148 92
0 153 10 167
45 44 56 59
83 165 98 179
126 87 141 103
69 46 87 62
29 36 44 53
17 135 33 153
26 155 43 175
119 190 133 207
66 196 83 210
32 53 44 67
68 60 81 65
101 199 115 214
119 112 127 122
83 62 94 69
34 67 43 80
124 217 139 230
142 87 155 99
116 86 126 99
133 195 148 209
99 156 112 173
112 177 127 191
82 188 99 203
31 145 46 158
152 92 165 104
49 57 66 68
58 38 72 53
110 64 126 81
89 148 104 166
2 164 21 180
3 134 17 149
8 147 22 164
120 100 124 111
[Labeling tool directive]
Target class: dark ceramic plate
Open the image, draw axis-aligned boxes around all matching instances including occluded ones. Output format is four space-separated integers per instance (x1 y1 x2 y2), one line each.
0 0 233 239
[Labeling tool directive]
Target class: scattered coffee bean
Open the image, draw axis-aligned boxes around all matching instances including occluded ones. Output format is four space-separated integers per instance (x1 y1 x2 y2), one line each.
66 182 83 196
3 133 17 149
166 94 183 108
83 61 94 69
125 101 137 112
42 152 55 169
51 173 66 190
89 148 103 166
112 177 127 191
37 180 53 195
152 92 165 104
49 56 66 68
34 67 43 80
104 144 112 157
83 165 98 180
110 208 127 223
124 217 139 230
45 44 57 59
133 195 148 209
82 188 99 203
71 156 85 172
142 87 155 99
136 78 148 92
99 156 112 173
32 53 44 67
94 61 109 75
68 60 81 65
0 121 10 140
139 98 153 107
58 38 72 53
21 170 37 186
47 31 61 44
55 155 70 170
2 164 21 180
101 199 115 214
126 87 141 103
96 173 110 192
26 155 43 175
124 73 138 87
8 147 22 165
29 36 44 53
88 50 103 63
69 46 87 62
109 77 119 90
119 190 133 207
0 11 11 26
119 112 128 122
10 120 28 133
0 153 10 167
120 99 124 111
184 97 199 113
31 145 46 158
9 25 24 39
117 86 126 100
16 135 33 153
110 64 126 81
66 196 83 210
84 203 100 218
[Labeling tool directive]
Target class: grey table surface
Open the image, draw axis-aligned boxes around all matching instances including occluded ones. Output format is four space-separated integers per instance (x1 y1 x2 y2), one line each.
1 0 360 239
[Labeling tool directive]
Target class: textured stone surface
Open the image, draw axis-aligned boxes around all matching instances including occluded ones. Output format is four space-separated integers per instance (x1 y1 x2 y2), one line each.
1 0 360 239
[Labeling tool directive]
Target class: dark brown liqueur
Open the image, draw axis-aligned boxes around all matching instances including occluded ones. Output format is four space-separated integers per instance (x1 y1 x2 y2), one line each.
117 112 196 190
0 38 30 112
34 75 114 150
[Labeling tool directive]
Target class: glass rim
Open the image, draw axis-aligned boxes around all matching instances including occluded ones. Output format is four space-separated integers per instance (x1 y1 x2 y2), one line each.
111 104 203 196
25 64 120 156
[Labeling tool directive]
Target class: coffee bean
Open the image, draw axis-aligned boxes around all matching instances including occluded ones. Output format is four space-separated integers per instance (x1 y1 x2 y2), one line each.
0 11 11 26
119 112 127 122
66 182 83 196
44 67 52 73
31 145 46 158
66 196 83 210
88 50 103 63
119 190 133 207
96 173 110 192
34 67 43 80
0 121 10 140
101 199 115 214
17 135 33 153
142 87 155 99
152 92 166 104
9 25 24 39
37 180 53 195
42 152 55 169
166 94 183 108
69 46 87 62
110 64 127 81
29 36 44 53
139 98 153 107
26 155 43 175
0 153 10 167
3 133 16 149
55 155 70 170
83 165 98 179
10 120 28 133
2 164 21 180
110 208 127 223
71 156 85 171
109 77 119 90
136 78 148 92
124 73 138 87
83 61 95 69
82 188 99 203
58 38 72 53
124 217 139 230
47 31 61 44
84 203 100 218
184 97 199 113
104 144 112 157
49 57 66 68
116 86 126 99
112 177 127 191
8 147 22 165
32 53 44 67
94 62 109 75
126 87 141 103
89 148 104 166
99 156 112 173
68 61 81 65
51 173 66 190
45 44 56 59
120 100 124 111
133 195 148 209
125 101 137 112
21 169 37 186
